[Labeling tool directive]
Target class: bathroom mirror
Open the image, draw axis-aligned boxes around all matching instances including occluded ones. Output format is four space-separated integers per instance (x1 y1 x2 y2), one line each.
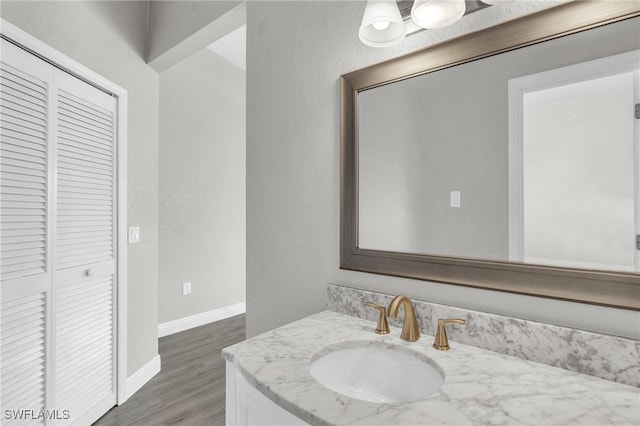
341 1 640 310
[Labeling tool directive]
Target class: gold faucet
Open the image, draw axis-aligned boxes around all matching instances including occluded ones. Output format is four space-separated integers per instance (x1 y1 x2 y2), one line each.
387 295 420 342
432 318 466 351
363 302 390 334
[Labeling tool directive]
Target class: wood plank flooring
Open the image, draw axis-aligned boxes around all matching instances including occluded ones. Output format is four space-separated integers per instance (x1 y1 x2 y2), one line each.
94 314 246 426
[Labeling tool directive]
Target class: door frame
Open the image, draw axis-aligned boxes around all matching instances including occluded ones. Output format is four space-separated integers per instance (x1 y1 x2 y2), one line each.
0 19 129 404
508 49 640 271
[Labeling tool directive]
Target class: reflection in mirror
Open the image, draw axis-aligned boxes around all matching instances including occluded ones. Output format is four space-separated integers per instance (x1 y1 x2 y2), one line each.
357 17 639 273
510 51 639 273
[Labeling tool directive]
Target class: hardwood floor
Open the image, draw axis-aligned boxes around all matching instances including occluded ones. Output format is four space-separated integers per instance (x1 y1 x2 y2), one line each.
95 314 246 426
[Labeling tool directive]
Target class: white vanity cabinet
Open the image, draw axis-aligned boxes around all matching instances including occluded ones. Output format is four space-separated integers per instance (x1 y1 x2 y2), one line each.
225 361 309 426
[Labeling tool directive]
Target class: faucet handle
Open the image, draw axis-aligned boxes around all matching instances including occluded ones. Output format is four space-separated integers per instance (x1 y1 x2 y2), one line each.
433 318 466 351
363 302 390 335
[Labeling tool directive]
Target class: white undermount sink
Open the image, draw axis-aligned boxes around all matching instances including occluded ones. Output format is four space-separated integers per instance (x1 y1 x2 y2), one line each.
309 344 444 404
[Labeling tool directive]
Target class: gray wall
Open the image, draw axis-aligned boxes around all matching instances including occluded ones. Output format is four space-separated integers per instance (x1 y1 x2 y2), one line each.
358 70 509 259
159 48 246 324
246 1 640 339
0 1 160 375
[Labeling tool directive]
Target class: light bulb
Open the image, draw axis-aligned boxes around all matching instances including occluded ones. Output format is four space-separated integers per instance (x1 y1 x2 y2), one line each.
411 0 466 29
372 21 391 31
359 0 406 47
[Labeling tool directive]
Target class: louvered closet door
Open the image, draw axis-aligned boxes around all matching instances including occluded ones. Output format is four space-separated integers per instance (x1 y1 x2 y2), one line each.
1 38 119 426
0 39 53 426
52 68 117 426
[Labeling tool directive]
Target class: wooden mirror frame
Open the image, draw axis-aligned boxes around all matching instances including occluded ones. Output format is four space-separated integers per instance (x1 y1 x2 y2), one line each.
340 1 640 310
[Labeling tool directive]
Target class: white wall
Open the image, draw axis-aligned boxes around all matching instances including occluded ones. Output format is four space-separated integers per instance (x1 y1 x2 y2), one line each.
246 1 640 340
159 48 246 324
0 1 160 374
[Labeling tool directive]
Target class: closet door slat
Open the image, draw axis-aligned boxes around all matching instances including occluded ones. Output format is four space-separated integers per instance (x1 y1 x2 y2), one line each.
1 293 47 426
58 133 112 157
58 101 112 130
0 60 49 283
58 156 113 175
1 67 47 96
58 143 113 166
55 86 115 271
55 276 114 419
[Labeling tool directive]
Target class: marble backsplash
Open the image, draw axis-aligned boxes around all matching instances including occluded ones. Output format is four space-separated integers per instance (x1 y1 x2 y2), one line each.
327 284 639 387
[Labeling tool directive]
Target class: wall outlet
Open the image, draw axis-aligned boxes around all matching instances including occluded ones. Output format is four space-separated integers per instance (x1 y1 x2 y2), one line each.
182 282 192 296
128 226 140 244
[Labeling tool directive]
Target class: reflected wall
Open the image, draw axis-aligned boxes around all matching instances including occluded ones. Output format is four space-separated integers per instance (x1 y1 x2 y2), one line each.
358 17 639 273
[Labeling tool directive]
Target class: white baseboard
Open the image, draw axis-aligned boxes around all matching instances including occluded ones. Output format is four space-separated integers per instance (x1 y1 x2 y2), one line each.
158 302 246 338
125 354 161 401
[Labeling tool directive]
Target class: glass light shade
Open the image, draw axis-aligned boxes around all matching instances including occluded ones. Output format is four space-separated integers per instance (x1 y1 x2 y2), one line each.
359 0 406 47
411 0 466 29
480 0 512 4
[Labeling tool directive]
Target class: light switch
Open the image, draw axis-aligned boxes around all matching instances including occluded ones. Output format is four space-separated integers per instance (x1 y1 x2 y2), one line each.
450 191 461 208
128 226 140 244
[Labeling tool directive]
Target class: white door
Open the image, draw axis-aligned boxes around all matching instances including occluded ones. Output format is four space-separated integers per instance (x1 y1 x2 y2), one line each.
51 68 117 425
508 50 640 272
1 38 118 425
521 71 637 271
1 37 53 426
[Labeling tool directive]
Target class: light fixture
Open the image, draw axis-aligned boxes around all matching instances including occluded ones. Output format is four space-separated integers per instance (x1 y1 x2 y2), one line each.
359 0 493 47
359 0 406 47
411 0 466 29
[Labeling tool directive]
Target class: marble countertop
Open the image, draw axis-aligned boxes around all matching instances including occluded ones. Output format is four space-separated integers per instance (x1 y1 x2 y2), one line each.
222 311 639 426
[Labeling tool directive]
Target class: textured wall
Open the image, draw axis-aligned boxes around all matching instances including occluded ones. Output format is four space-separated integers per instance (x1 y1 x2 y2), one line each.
0 1 160 375
246 0 640 339
159 48 246 324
